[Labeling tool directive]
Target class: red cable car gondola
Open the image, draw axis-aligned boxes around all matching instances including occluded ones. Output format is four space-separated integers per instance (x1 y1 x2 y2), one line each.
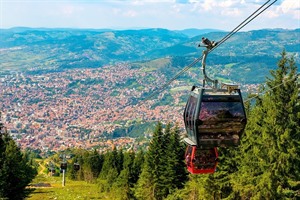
185 145 218 174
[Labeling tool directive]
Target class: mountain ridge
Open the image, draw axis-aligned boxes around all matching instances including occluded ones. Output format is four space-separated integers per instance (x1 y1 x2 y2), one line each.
0 28 299 84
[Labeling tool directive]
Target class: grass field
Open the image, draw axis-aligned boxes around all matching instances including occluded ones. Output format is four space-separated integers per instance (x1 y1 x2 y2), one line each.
27 174 103 200
26 160 104 200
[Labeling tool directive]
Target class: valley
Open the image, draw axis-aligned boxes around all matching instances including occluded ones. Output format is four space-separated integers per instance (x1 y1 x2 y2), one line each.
0 28 299 152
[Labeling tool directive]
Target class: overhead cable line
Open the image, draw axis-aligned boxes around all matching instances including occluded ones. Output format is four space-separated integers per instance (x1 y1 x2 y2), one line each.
140 0 278 104
209 0 278 53
141 56 203 102
242 72 300 104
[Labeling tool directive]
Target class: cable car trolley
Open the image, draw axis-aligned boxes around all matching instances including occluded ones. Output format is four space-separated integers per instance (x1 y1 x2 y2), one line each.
183 39 247 148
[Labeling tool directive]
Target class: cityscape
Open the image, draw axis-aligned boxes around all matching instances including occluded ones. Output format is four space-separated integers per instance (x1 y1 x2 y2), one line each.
0 62 260 153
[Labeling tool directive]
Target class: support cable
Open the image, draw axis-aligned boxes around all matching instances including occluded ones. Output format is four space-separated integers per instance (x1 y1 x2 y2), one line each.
209 0 278 53
140 0 278 103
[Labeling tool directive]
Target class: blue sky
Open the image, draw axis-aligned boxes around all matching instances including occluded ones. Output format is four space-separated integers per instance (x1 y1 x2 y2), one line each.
1 0 299 31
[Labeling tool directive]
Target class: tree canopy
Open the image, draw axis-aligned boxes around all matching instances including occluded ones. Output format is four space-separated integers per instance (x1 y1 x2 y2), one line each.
0 131 37 199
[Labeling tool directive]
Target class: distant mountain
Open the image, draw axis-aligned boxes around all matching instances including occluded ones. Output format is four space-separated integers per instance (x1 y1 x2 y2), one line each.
176 28 224 37
0 28 299 84
0 27 114 33
146 29 300 83
0 28 189 71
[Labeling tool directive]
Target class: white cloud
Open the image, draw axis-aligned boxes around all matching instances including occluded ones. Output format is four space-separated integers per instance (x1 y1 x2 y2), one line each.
219 0 237 8
172 3 183 13
221 7 241 16
190 0 242 17
60 5 83 16
261 0 300 20
1 0 299 30
281 0 300 11
123 10 138 17
280 0 300 19
197 0 242 10
132 0 175 5
201 0 217 11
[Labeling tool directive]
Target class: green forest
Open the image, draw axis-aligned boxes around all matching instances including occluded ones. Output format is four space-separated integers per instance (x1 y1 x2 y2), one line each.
0 51 299 199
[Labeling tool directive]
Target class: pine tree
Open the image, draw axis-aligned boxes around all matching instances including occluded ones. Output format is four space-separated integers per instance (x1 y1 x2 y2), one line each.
87 149 103 180
98 147 121 193
116 148 124 174
134 155 155 200
122 151 135 185
82 150 94 182
0 133 37 199
215 147 240 199
156 122 171 198
112 168 131 200
265 51 300 197
134 122 165 199
231 50 300 199
168 175 211 200
106 167 119 187
134 122 189 199
149 122 169 199
165 124 188 195
99 147 118 179
131 150 144 184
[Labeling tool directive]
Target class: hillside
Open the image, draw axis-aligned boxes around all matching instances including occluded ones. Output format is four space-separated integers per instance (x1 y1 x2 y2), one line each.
0 28 189 71
149 29 300 83
1 28 299 83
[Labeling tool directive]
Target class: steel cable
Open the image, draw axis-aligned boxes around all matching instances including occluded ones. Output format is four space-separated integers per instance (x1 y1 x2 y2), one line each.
139 0 278 104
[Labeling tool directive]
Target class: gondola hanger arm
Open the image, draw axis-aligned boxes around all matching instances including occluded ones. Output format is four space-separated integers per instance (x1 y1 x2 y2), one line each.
199 39 239 93
200 47 218 90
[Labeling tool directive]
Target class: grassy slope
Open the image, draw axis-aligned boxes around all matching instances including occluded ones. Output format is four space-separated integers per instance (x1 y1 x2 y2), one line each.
27 160 103 200
28 177 102 200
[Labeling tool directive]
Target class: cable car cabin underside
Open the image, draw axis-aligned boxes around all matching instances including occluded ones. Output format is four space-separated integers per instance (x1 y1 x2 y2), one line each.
185 145 218 174
184 87 246 148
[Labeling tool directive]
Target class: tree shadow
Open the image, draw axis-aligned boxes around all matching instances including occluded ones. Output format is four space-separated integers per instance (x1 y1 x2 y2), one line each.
25 188 54 198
